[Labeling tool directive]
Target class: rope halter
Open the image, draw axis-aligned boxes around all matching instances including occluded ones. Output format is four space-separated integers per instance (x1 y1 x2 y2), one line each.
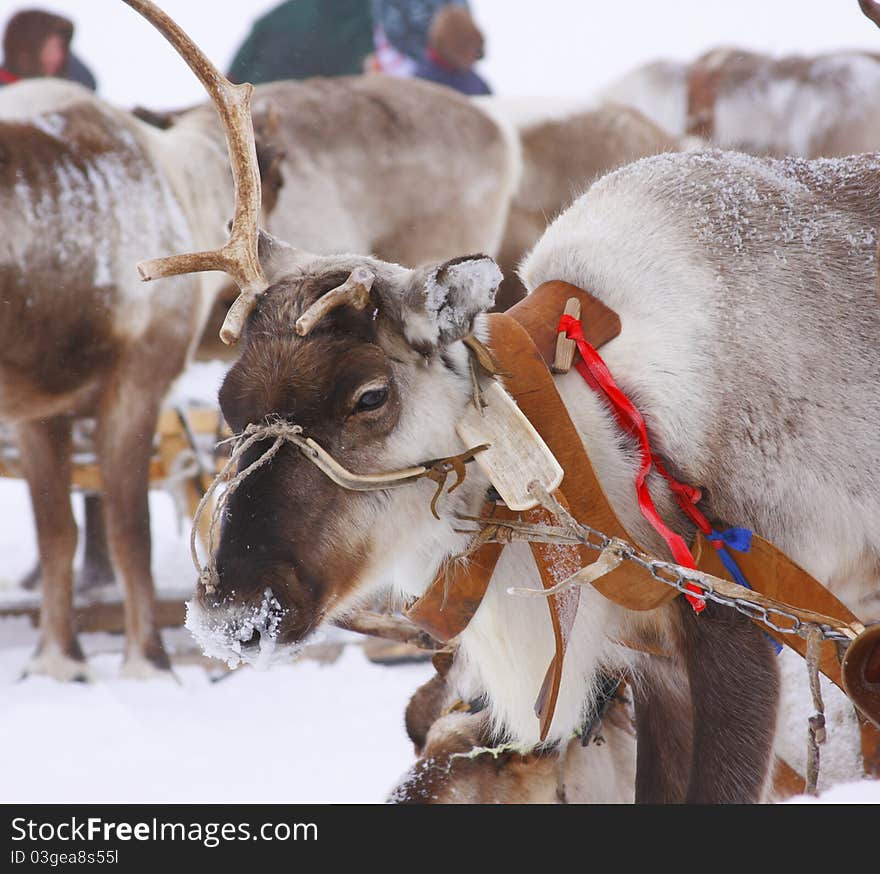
191 417 487 594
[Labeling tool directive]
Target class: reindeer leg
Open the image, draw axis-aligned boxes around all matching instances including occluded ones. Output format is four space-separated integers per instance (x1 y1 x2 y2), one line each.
632 657 693 803
95 388 171 678
679 598 780 803
17 417 90 681
75 492 116 591
19 493 115 592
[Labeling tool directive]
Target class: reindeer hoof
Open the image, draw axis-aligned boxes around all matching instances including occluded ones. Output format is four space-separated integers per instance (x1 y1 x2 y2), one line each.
119 657 177 681
121 639 176 681
23 642 92 683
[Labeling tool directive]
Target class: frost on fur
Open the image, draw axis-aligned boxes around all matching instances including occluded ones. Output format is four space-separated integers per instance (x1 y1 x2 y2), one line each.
402 255 502 349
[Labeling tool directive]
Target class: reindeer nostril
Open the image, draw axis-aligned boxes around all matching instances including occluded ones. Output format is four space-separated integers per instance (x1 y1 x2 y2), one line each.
238 627 260 650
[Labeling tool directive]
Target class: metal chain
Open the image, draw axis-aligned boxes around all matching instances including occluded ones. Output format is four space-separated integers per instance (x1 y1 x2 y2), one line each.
455 482 856 645
623 545 852 643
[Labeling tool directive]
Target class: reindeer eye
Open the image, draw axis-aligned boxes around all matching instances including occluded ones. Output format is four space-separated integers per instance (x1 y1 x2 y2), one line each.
354 387 389 413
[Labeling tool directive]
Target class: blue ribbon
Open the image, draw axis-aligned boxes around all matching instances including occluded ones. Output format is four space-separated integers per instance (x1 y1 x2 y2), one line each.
709 526 752 553
707 527 783 654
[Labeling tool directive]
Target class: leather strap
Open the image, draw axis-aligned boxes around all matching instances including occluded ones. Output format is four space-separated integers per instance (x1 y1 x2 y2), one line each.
414 308 673 618
861 717 880 779
405 502 504 642
772 757 806 800
694 536 880 776
405 289 669 737
529 492 582 740
506 280 621 367
694 532 860 692
406 281 632 640
488 310 677 612
406 489 584 740
686 61 720 139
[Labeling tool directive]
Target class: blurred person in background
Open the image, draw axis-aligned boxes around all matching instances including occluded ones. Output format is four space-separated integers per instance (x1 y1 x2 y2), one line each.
368 0 468 76
0 8 96 90
412 4 491 95
227 0 374 84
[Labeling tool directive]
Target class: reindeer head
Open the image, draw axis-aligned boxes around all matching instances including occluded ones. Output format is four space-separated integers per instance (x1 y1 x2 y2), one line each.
121 1 502 665
194 239 501 664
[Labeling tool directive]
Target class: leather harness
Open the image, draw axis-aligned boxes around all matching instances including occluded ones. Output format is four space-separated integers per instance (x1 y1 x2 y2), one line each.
404 279 880 779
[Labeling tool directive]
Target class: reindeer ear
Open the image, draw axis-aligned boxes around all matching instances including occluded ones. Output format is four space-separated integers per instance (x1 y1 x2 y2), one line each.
255 228 307 284
397 255 501 351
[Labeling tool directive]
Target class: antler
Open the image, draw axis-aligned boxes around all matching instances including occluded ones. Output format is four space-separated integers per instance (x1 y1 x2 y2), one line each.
295 267 376 336
860 0 880 28
121 0 267 345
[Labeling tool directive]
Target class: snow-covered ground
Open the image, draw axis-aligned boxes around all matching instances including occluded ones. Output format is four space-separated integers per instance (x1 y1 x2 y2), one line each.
0 615 435 804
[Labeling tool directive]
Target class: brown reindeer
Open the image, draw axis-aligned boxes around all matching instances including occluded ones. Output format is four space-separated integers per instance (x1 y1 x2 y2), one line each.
0 77 234 679
3 2 519 680
136 1 880 802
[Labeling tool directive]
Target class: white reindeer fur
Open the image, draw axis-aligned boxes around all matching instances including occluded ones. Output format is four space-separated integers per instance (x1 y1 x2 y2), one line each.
598 59 689 137
244 78 520 266
511 149 878 750
138 105 234 351
523 150 880 577
710 52 880 158
359 147 880 758
0 80 232 359
0 78 87 119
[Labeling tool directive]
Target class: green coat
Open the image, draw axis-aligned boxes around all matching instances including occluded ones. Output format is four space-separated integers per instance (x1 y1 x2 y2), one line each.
227 0 374 84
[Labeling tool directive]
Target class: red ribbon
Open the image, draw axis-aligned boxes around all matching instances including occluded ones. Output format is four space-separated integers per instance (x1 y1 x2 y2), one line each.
558 314 705 611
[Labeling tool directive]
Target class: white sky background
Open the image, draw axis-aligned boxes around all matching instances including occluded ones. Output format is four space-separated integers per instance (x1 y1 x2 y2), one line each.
0 1 878 110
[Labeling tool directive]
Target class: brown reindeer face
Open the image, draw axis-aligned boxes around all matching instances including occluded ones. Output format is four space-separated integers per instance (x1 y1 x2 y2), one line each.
186 237 502 666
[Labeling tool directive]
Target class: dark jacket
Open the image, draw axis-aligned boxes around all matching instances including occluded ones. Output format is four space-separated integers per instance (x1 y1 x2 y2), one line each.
227 0 374 84
65 52 97 91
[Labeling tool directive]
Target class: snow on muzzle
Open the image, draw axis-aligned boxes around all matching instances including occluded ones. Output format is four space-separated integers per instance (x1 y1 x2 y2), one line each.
185 587 297 670
186 547 327 669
